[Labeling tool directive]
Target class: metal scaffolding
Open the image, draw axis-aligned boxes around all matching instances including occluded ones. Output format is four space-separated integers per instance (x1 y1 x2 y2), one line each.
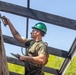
0 1 76 75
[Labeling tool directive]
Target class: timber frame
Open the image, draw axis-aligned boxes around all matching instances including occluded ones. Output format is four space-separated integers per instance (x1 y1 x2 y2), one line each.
0 1 76 75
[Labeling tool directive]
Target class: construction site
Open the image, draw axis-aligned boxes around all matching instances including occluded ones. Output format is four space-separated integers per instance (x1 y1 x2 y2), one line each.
0 0 76 75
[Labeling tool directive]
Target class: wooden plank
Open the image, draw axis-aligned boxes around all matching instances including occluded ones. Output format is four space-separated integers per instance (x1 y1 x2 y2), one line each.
0 19 2 75
0 23 9 75
0 1 76 30
3 35 69 58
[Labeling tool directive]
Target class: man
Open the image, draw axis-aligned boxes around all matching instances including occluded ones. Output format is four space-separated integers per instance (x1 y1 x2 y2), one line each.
2 16 49 75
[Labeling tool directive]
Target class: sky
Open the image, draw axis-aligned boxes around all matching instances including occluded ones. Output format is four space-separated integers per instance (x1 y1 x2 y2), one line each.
0 0 76 56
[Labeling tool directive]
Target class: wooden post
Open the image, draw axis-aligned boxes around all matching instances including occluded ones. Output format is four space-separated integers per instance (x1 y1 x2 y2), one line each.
0 16 9 75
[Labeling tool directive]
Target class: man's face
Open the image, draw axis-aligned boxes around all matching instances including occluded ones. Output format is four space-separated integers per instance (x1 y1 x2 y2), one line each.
30 29 40 38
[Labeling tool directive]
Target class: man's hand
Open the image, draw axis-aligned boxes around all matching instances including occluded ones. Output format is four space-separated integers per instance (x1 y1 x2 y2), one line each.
11 53 25 62
19 56 26 61
1 16 10 26
11 53 21 60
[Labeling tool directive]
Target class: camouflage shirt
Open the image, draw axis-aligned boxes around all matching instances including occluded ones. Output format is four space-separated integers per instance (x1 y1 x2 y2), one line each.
25 39 49 73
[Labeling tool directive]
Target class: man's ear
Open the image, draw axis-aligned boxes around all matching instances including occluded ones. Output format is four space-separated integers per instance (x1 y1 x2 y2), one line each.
37 31 41 35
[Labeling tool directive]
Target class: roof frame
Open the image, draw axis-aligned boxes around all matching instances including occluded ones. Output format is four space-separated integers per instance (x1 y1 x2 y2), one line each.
0 1 76 75
59 38 76 75
3 35 69 58
0 1 76 30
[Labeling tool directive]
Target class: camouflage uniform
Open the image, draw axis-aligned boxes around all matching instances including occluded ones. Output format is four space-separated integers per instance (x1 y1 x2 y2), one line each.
25 39 49 75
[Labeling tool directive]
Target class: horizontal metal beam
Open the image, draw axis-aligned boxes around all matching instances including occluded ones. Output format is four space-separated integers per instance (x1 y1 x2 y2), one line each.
0 1 76 30
7 57 24 66
7 57 59 74
48 47 68 58
59 38 76 75
43 66 59 75
9 72 21 75
3 35 24 47
3 35 68 58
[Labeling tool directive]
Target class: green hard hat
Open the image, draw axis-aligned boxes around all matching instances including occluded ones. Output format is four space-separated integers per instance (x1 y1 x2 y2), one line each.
32 22 47 33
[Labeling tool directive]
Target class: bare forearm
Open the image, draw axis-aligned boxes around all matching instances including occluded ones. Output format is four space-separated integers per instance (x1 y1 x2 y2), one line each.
8 21 21 38
27 56 43 64
8 21 26 44
20 55 46 65
2 16 26 44
1 16 21 38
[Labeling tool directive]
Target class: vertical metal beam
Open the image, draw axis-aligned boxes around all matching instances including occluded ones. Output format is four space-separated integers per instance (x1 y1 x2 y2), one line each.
24 1 30 75
59 38 76 75
25 0 30 55
26 0 30 38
